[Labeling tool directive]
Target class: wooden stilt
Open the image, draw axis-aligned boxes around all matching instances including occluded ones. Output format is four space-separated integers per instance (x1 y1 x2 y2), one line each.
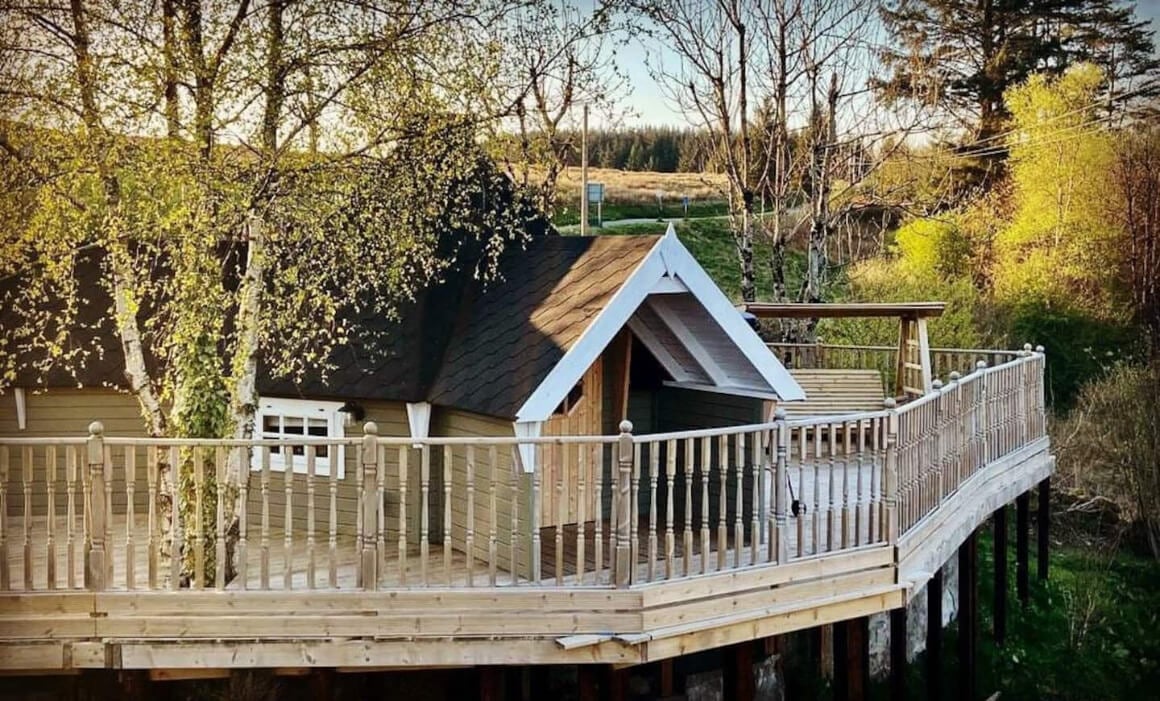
309 669 334 701
833 620 849 701
529 665 550 700
993 505 1008 645
1016 492 1030 605
578 666 599 701
1037 478 1050 581
606 665 629 701
958 530 978 701
723 641 756 701
890 606 908 700
927 568 943 701
659 658 675 697
850 616 869 701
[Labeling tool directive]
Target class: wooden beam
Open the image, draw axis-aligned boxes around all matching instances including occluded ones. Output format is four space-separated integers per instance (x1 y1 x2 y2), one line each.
1016 492 1030 606
1037 478 1050 582
927 568 943 701
744 302 947 319
606 665 630 701
993 506 1008 645
658 658 675 697
958 530 978 701
916 318 933 394
895 318 911 398
890 607 907 701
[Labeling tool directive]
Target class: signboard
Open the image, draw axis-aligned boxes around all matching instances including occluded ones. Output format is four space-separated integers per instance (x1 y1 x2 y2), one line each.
586 182 604 204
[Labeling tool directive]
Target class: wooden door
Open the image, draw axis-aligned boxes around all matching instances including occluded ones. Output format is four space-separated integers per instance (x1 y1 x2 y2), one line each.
541 358 603 527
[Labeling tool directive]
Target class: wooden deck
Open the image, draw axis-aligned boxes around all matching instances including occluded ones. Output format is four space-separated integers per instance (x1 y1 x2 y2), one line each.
0 347 1051 671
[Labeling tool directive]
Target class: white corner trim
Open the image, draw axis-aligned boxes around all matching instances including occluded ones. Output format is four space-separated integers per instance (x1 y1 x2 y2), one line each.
405 402 432 441
513 420 543 473
650 275 687 294
659 234 806 401
515 239 669 422
14 387 26 431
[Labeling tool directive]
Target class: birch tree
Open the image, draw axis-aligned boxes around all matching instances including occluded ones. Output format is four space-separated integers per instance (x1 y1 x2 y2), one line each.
0 0 543 585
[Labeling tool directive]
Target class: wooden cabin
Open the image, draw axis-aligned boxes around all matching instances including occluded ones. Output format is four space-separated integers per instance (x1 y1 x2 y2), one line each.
2 227 804 579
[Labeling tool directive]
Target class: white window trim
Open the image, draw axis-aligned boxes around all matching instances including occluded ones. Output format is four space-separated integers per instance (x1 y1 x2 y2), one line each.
251 397 346 478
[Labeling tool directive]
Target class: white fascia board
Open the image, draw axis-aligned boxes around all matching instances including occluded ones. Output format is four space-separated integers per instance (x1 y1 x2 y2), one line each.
626 317 693 383
513 420 543 473
405 402 432 440
659 228 806 401
514 239 669 422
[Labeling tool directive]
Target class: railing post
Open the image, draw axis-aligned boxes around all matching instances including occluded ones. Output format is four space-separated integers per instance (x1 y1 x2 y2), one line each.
882 399 899 542
931 379 944 509
360 422 379 590
948 371 963 486
86 422 107 591
976 361 989 465
615 421 634 588
1035 346 1047 440
773 409 789 563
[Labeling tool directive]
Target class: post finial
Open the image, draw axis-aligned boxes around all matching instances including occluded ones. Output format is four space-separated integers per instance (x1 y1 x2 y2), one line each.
949 371 961 382
883 397 897 409
976 360 988 370
774 407 787 421
88 421 104 436
1023 343 1033 352
1035 345 1045 354
618 420 633 434
932 379 943 390
363 421 378 436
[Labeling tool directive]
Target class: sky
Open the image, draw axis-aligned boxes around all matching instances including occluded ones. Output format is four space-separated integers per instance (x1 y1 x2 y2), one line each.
601 0 1160 129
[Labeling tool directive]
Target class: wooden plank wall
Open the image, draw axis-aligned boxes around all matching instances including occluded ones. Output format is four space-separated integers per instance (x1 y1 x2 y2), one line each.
0 390 410 533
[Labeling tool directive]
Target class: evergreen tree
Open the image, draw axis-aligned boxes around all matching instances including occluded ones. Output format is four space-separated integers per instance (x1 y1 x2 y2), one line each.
877 0 1160 139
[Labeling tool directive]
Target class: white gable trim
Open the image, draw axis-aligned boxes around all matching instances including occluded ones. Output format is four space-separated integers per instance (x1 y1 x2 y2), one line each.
514 241 668 422
659 226 805 401
650 275 687 294
14 388 26 431
513 420 543 473
513 226 804 423
405 402 432 440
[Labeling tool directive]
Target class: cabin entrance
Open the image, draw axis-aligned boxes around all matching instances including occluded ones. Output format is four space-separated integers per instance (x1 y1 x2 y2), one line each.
540 358 603 528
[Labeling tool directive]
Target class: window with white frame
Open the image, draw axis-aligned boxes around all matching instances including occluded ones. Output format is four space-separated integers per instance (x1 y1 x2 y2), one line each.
251 398 346 477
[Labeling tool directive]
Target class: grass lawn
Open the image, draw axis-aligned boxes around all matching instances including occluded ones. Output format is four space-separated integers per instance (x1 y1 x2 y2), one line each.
575 219 805 303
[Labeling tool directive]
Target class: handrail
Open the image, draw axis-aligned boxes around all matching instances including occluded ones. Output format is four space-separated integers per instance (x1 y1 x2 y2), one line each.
0 346 1046 595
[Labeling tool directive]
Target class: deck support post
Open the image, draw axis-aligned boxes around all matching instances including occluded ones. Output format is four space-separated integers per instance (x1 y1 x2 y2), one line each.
883 399 900 542
578 665 599 701
993 505 1008 644
1016 491 1030 605
890 606 908 700
359 422 380 590
86 421 107 591
1037 478 1050 581
658 659 676 697
833 616 868 701
606 665 630 701
615 421 634 587
958 529 978 701
723 641 756 701
927 568 944 701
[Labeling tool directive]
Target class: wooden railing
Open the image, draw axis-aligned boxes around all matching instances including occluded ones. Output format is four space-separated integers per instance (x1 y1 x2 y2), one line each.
769 342 1025 393
0 348 1046 595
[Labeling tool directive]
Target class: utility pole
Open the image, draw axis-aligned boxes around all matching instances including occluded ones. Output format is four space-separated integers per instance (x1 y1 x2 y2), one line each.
580 102 589 235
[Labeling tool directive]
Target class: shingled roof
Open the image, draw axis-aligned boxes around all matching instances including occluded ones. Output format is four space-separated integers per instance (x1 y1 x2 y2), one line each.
427 235 660 418
4 228 805 423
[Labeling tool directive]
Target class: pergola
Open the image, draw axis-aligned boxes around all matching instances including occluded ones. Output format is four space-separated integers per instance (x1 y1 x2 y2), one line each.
743 302 947 397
